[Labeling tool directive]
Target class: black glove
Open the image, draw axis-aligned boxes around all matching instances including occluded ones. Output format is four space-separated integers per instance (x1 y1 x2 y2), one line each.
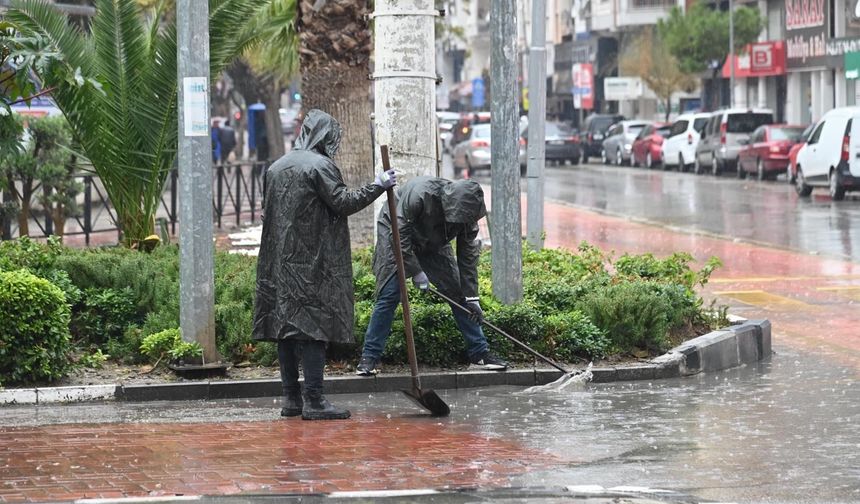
465 298 483 322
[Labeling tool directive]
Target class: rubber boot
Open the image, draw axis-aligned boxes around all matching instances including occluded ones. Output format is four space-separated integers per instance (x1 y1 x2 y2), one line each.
280 387 303 417
301 393 351 421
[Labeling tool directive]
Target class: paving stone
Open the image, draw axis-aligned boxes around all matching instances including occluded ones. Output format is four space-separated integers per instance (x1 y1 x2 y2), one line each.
0 417 557 502
590 367 617 383
613 364 657 382
324 375 376 395
374 374 415 393
534 368 566 385
418 372 458 391
746 319 773 358
455 370 504 389
732 324 760 365
696 330 740 373
504 369 536 386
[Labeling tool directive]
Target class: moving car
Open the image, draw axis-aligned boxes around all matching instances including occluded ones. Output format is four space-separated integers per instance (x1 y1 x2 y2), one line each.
737 125 806 181
437 111 461 153
694 108 774 175
452 123 492 177
519 121 581 169
662 113 711 172
631 123 671 169
787 124 815 184
794 106 860 200
578 114 624 162
601 120 650 165
451 112 491 150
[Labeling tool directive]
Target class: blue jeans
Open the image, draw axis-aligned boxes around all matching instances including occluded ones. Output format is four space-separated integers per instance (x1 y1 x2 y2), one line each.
362 277 489 362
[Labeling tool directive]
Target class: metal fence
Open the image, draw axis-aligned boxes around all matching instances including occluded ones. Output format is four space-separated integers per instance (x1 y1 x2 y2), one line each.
0 161 268 246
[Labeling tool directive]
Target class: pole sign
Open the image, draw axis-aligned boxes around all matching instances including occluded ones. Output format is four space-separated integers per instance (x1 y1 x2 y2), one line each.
785 0 829 68
571 63 594 110
471 77 485 109
182 77 209 137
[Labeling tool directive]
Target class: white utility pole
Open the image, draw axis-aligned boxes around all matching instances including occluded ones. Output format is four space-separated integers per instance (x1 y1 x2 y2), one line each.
729 0 735 108
526 0 547 250
491 0 523 303
177 0 220 365
372 0 439 186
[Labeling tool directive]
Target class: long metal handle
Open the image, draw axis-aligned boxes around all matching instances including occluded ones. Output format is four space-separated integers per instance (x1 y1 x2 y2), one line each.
429 287 571 375
381 145 421 391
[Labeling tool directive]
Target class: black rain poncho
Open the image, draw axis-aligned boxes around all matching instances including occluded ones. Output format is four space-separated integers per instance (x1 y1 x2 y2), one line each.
372 176 486 301
253 110 384 344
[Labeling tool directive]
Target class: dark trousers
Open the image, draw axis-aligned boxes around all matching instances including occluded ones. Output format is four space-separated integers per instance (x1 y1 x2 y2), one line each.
277 339 326 399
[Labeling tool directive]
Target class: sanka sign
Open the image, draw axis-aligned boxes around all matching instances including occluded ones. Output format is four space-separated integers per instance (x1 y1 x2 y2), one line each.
785 0 829 68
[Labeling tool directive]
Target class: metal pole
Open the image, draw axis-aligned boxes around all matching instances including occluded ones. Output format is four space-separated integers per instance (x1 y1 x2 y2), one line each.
526 0 546 251
491 0 523 303
729 0 735 108
177 0 220 364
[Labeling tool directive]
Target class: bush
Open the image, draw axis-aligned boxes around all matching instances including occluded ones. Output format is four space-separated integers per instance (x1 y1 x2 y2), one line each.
0 270 72 384
72 287 138 345
140 328 202 366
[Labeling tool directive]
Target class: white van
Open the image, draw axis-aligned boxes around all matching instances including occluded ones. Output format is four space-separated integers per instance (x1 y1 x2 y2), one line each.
795 106 860 200
661 113 712 171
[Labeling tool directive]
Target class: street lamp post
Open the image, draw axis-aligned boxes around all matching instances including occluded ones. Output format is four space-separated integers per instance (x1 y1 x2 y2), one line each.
729 0 735 108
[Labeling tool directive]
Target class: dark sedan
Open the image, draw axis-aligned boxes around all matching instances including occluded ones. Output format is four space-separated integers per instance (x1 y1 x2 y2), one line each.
519 121 581 170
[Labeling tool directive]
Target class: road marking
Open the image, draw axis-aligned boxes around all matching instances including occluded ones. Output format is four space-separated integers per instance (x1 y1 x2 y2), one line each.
713 290 814 309
711 274 860 284
816 286 860 301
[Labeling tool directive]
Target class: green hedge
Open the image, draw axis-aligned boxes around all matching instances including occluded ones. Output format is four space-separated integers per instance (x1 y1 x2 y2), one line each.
0 269 72 384
0 237 726 382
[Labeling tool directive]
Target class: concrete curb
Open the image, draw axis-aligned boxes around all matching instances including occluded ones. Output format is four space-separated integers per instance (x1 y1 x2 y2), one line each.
1 320 771 405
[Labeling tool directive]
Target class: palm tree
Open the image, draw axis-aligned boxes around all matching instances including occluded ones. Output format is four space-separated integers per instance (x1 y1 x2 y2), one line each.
6 0 265 247
297 0 375 246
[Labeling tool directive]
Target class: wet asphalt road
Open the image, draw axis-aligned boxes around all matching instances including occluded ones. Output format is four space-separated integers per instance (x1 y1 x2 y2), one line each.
3 344 857 503
537 163 860 263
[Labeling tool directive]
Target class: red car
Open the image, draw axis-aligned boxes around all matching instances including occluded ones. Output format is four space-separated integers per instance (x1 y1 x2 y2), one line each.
631 123 671 169
737 124 806 181
787 124 814 184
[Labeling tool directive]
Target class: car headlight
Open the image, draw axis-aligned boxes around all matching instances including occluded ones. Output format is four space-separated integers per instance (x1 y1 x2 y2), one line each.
624 144 632 151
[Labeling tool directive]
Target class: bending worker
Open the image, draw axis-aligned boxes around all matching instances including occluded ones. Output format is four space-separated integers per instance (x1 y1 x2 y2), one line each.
356 176 508 376
253 109 396 421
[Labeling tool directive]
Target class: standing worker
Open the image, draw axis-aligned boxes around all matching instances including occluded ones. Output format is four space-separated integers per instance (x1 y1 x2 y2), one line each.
253 109 396 420
219 119 237 162
356 176 508 376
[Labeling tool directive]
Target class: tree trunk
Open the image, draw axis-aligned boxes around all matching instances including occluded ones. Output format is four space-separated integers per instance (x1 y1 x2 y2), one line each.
17 181 32 237
302 65 374 247
665 97 672 121
263 83 286 161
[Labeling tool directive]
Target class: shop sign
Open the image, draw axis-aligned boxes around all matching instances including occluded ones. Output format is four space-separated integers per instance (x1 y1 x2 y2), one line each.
572 63 594 110
604 77 644 101
722 41 786 77
785 0 829 68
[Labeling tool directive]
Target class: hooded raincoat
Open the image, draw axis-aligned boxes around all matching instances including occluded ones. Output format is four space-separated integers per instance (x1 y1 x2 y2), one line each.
253 110 384 344
372 176 486 301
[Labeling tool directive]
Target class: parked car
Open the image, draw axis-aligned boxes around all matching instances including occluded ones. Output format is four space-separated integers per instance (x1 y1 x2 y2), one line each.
452 123 492 177
661 113 711 172
737 125 806 181
437 111 461 153
787 124 815 184
631 123 671 169
601 121 650 165
579 113 624 162
794 106 860 200
451 112 491 150
694 108 774 175
519 121 581 169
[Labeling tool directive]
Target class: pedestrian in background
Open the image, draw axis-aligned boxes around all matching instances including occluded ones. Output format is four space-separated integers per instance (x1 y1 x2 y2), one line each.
253 109 396 421
211 119 222 164
219 119 237 163
356 176 508 376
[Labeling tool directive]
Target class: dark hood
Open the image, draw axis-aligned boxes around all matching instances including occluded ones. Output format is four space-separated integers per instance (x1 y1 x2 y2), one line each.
441 179 486 223
294 109 342 158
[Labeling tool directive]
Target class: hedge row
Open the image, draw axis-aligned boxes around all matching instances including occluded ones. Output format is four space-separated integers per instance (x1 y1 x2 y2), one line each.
0 237 726 385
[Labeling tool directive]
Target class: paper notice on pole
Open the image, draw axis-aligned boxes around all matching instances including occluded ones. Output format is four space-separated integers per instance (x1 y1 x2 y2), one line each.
183 77 209 137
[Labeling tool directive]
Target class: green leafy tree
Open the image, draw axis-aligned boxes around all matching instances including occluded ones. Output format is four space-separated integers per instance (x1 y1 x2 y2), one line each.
6 0 267 247
620 28 697 121
658 1 763 109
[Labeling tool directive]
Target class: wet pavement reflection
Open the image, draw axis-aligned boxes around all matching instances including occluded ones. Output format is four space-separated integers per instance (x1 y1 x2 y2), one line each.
2 345 856 503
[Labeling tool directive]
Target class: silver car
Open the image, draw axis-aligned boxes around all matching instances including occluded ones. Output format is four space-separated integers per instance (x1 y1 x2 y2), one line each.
694 108 774 175
601 121 650 165
452 123 492 177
